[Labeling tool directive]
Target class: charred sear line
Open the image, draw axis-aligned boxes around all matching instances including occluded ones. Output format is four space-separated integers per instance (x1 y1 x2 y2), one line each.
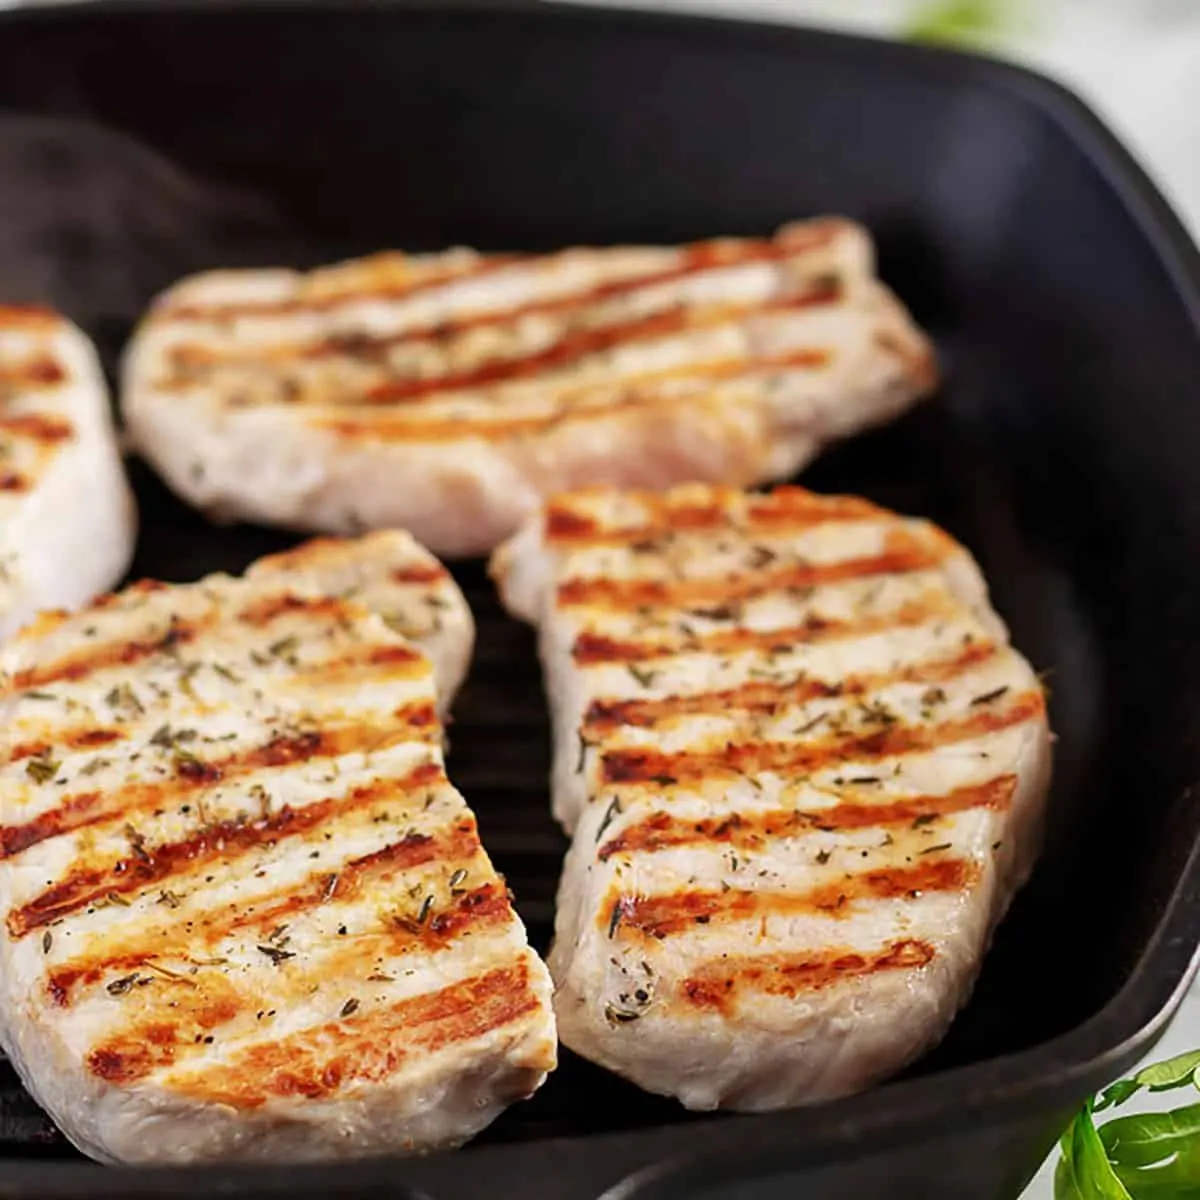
679 939 936 1014
168 241 795 374
545 490 881 548
157 254 525 323
0 414 73 443
558 537 944 612
90 960 538 1100
571 595 953 665
8 616 210 692
0 711 436 862
583 642 998 734
6 761 444 937
599 691 1043 786
603 858 977 941
318 350 829 443
597 776 1017 860
0 358 67 391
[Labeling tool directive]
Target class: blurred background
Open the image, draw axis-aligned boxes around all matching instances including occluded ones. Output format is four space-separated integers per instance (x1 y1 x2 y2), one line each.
571 0 1200 238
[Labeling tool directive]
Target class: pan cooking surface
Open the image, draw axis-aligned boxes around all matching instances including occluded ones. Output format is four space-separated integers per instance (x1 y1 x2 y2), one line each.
0 6 1197 1195
0 416 1074 1156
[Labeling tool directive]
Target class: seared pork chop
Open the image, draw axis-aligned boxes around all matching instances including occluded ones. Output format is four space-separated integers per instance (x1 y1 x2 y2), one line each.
492 484 1050 1111
0 536 554 1164
0 307 135 639
122 219 935 557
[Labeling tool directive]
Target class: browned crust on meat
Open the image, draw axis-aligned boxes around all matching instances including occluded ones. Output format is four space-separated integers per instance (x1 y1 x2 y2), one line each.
0 709 438 863
599 689 1044 787
8 615 209 692
0 416 73 446
598 775 1017 860
319 350 830 442
582 641 999 734
0 305 62 330
604 857 977 941
5 761 444 936
42 820 489 1008
0 358 67 390
557 532 947 611
571 594 959 665
88 961 543 1104
166 238 824 374
678 938 937 1015
152 222 840 325
545 487 883 546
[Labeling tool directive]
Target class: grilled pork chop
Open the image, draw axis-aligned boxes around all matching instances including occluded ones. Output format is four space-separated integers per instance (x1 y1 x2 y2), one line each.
0 537 554 1164
122 219 935 557
243 529 474 712
0 307 135 639
492 484 1050 1111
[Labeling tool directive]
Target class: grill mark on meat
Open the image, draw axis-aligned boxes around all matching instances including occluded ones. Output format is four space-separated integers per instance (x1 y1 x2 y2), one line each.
583 641 999 733
4 590 424 696
545 488 882 545
121 961 541 1105
321 350 832 442
0 706 438 861
7 616 212 692
356 287 839 406
679 939 937 1014
572 594 957 666
0 414 74 443
0 304 62 330
79 886 519 1082
6 727 122 765
389 562 450 585
290 643 431 688
165 240 816 374
153 222 838 325
600 690 1044 786
604 857 977 940
0 357 67 390
598 776 1017 860
5 761 444 936
49 844 501 1010
558 535 946 612
155 254 525 323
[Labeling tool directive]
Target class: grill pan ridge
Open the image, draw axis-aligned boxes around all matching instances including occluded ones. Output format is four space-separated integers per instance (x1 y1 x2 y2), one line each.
0 3 1199 1198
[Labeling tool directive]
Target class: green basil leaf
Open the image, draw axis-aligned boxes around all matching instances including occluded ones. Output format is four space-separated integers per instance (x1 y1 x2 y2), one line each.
1113 1140 1200 1199
1055 1102 1132 1199
1101 1102 1200 1167
1134 1051 1200 1093
1096 1080 1144 1114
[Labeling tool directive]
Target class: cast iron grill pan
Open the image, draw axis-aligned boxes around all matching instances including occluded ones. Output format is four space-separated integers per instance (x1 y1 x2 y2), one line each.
0 4 1197 1198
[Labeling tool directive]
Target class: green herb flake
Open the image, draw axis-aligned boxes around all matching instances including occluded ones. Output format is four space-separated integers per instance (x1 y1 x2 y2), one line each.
595 797 623 845
25 755 60 785
626 664 657 688
257 944 296 966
